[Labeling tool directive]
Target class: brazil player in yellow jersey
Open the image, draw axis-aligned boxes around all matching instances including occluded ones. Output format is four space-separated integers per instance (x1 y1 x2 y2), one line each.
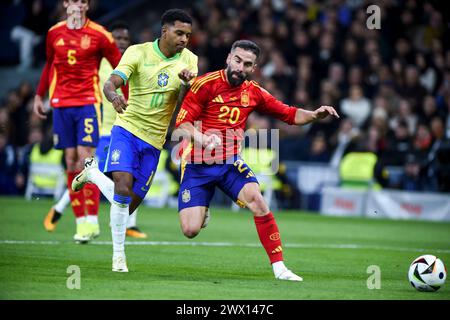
96 21 147 239
72 9 198 272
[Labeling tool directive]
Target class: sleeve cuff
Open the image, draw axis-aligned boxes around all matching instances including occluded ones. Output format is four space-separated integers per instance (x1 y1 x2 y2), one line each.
288 107 297 125
112 70 128 85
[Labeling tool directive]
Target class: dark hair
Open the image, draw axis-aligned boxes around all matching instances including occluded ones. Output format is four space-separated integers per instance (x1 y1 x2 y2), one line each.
161 9 192 26
231 40 261 59
108 20 129 32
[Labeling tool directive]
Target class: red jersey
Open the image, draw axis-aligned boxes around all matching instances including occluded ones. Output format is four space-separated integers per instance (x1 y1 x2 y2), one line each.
175 69 297 162
36 19 121 107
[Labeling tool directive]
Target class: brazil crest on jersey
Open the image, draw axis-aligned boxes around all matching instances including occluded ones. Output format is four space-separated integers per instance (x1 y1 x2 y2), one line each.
112 40 198 149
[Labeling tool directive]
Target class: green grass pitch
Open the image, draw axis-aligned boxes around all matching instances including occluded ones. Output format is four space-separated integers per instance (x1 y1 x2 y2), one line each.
0 196 449 300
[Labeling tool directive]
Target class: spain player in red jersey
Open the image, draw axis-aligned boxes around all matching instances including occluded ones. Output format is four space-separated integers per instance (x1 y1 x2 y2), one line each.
33 0 122 243
175 40 339 281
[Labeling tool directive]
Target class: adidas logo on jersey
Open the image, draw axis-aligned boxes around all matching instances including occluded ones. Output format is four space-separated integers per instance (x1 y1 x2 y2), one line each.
82 135 93 143
212 95 224 103
56 38 65 46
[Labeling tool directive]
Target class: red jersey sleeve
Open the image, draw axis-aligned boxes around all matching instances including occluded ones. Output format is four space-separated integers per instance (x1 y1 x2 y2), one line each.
36 30 55 97
101 32 121 69
175 79 210 127
121 82 129 100
256 85 297 125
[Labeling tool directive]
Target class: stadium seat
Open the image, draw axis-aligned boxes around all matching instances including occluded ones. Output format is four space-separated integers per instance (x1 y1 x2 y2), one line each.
25 145 65 200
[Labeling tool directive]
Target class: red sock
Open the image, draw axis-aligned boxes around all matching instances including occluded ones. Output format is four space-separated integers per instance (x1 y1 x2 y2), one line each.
254 212 283 264
83 183 100 216
67 171 86 218
67 171 85 218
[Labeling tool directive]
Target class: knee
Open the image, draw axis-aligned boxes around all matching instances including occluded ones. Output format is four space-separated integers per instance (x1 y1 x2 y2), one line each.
248 193 268 215
114 181 132 197
181 224 200 239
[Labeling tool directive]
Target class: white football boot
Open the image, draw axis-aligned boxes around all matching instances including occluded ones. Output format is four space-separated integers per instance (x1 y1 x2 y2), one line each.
71 157 98 192
112 253 128 272
73 222 93 244
275 269 303 282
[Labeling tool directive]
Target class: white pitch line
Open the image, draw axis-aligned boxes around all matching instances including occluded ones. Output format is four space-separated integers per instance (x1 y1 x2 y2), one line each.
0 240 449 254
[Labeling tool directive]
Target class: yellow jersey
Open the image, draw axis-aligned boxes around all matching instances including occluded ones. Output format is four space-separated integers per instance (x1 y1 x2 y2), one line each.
99 58 118 136
112 40 198 149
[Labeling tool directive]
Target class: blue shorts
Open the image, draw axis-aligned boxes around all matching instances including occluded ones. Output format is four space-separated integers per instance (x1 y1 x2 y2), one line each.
178 156 259 211
52 105 100 149
96 135 111 172
104 125 161 199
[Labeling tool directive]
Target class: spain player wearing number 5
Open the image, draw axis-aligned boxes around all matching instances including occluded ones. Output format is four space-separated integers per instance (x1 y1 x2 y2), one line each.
33 0 122 243
175 40 339 281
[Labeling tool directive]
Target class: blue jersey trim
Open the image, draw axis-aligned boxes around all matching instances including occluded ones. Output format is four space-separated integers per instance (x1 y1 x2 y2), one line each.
112 70 128 85
113 193 131 205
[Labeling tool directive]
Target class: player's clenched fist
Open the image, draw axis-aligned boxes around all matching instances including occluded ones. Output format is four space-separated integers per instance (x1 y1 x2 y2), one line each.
203 134 222 150
33 95 48 120
178 68 197 85
111 95 128 114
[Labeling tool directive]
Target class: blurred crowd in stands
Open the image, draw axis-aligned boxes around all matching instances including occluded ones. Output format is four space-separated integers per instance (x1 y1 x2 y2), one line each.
1 0 450 197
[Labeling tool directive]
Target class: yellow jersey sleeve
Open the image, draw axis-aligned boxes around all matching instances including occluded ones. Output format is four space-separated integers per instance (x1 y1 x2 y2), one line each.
113 41 198 149
112 45 140 85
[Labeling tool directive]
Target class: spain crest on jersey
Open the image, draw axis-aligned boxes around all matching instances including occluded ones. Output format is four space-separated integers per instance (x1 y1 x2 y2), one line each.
80 35 91 49
158 72 169 87
241 90 249 107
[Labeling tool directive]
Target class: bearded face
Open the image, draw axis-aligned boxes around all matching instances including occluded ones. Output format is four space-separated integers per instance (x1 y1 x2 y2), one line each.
225 47 257 87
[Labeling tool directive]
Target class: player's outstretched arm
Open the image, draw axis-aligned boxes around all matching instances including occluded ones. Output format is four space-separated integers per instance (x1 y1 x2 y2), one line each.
294 105 339 125
104 74 128 114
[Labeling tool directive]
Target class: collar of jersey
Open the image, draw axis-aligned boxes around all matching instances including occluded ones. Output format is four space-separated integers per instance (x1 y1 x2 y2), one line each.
153 39 181 61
